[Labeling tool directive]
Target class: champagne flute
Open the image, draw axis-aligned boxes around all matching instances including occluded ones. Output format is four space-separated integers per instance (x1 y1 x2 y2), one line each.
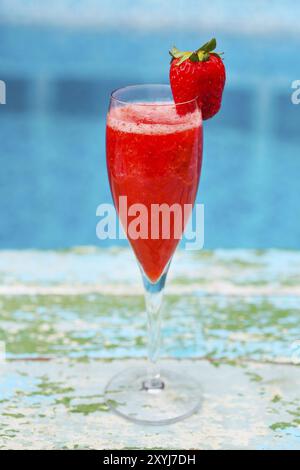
105 84 203 424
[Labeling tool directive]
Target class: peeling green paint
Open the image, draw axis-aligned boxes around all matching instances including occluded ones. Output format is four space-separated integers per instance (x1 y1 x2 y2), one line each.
271 395 282 403
270 422 296 431
70 403 109 415
2 413 25 419
1 249 300 449
246 372 263 383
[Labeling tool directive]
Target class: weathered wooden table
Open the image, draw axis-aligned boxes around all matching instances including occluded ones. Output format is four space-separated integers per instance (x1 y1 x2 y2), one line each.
0 248 299 449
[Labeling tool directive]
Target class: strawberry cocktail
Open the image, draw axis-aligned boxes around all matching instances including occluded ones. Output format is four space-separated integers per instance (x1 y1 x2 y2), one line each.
104 39 225 424
107 101 203 282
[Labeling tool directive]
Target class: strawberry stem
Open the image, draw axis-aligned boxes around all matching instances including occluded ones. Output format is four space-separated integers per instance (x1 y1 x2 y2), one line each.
169 37 223 66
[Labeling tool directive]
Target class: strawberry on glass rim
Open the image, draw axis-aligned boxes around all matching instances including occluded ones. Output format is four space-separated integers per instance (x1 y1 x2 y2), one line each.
169 38 226 119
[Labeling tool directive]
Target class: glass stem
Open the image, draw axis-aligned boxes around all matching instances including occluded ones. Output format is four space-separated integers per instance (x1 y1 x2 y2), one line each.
141 269 168 391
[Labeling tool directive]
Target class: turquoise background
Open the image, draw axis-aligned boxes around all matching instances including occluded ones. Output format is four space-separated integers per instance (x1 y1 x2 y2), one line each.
0 0 299 249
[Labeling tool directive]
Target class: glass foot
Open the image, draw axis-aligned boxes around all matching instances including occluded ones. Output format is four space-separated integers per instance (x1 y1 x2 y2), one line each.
105 363 202 425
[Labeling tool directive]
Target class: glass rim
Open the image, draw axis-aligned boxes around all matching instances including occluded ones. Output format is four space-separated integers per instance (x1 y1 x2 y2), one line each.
110 84 199 107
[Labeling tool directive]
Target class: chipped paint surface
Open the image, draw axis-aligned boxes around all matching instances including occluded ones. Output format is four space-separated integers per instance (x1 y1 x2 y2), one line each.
0 248 300 449
1 359 300 450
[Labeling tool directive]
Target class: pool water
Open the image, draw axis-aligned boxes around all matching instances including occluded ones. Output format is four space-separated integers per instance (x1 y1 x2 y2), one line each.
0 25 299 249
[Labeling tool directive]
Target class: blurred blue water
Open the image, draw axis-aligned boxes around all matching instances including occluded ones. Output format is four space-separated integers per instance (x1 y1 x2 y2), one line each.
0 24 300 249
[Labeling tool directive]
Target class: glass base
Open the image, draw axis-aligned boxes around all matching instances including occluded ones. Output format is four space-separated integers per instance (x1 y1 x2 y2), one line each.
105 363 202 425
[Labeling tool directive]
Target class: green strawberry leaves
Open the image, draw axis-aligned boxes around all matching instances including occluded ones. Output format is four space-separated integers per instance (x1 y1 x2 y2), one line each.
169 38 223 66
197 38 217 54
169 46 183 59
169 47 193 65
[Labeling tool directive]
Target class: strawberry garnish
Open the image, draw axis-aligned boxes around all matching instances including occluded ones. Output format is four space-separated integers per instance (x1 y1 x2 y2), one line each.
169 38 226 120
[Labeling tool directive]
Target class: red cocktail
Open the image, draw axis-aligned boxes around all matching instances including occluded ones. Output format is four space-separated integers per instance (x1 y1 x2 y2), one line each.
107 97 203 282
105 85 203 424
